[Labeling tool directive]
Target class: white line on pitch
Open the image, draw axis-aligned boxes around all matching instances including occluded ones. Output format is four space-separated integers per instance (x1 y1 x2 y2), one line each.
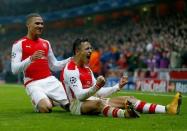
119 91 187 98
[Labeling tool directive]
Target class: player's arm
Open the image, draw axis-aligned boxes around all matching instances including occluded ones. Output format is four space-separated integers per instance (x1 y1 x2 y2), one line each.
48 43 70 71
65 70 105 101
11 43 31 74
91 72 119 97
96 76 128 98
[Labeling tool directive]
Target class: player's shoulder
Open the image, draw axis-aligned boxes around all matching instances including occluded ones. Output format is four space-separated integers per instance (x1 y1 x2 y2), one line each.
66 60 76 71
39 38 50 44
13 37 27 45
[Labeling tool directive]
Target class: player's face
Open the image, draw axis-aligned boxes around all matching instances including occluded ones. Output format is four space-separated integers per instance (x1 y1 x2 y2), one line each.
80 42 93 63
27 17 44 37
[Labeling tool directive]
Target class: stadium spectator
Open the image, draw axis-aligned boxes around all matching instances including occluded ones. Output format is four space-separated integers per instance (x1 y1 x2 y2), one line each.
11 13 70 113
0 56 4 82
3 53 17 83
159 51 170 68
181 46 187 68
60 38 182 118
169 46 181 68
0 56 3 73
89 46 101 77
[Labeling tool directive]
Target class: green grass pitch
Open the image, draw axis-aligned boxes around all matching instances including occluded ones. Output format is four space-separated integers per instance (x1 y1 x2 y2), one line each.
0 84 186 131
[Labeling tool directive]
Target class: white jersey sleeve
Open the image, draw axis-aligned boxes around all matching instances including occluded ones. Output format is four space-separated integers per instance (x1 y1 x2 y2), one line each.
64 67 99 101
91 72 120 98
11 41 31 74
96 84 120 98
47 42 70 71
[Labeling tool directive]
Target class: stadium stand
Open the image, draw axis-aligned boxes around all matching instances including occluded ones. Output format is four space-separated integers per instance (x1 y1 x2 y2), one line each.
0 0 186 93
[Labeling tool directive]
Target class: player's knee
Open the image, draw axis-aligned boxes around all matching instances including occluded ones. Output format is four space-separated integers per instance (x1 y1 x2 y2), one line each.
37 99 53 113
129 96 138 100
38 104 52 113
129 96 136 99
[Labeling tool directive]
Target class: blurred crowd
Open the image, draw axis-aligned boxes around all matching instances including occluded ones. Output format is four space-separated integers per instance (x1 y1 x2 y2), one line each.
0 12 187 83
47 13 187 77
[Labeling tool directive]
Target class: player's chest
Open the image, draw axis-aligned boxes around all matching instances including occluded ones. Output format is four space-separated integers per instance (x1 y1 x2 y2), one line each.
22 41 48 55
78 67 93 89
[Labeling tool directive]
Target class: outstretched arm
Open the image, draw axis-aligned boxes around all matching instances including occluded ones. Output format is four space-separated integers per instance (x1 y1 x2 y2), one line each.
48 43 70 71
96 76 128 97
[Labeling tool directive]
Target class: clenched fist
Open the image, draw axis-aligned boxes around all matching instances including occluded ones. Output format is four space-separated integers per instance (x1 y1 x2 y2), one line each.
30 50 45 62
119 76 128 89
96 76 105 89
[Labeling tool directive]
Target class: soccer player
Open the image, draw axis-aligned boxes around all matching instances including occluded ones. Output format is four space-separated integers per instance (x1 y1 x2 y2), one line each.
60 38 182 118
11 13 69 113
60 38 140 118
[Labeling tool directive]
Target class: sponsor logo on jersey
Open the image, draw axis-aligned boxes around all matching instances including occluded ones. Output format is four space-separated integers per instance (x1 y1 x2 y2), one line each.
26 45 31 48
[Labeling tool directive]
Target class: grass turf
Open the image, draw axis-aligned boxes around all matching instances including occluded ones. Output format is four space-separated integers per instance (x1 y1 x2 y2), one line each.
0 84 186 131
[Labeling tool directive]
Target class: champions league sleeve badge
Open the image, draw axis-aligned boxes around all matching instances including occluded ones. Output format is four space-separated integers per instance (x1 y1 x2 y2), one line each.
11 52 16 59
70 77 77 84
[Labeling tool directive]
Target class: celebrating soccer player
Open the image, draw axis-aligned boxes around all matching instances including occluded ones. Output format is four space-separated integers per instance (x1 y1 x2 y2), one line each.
60 38 182 118
60 38 140 118
11 13 70 113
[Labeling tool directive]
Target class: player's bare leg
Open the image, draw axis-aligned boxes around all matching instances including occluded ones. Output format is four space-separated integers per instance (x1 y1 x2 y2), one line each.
108 96 137 109
81 100 103 115
50 99 70 111
37 98 53 113
81 99 139 118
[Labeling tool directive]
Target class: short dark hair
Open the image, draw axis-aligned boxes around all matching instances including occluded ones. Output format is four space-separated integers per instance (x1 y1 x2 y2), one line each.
26 13 42 24
72 38 89 55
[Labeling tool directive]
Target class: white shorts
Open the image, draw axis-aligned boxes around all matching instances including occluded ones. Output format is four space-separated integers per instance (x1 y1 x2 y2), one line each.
25 76 68 108
70 96 110 115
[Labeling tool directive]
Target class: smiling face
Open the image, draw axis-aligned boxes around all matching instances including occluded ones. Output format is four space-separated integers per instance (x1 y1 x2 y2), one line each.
27 16 44 39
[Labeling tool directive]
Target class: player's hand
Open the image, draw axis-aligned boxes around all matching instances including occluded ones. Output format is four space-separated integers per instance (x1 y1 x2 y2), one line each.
119 76 128 89
30 50 45 62
96 76 105 89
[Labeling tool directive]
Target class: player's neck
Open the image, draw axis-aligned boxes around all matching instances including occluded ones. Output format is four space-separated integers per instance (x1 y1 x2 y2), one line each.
74 56 85 67
26 33 39 40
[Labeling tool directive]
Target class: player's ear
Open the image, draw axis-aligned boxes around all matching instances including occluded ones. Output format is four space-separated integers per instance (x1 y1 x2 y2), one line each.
75 49 78 54
74 48 79 56
26 20 30 29
26 23 29 28
26 17 32 28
